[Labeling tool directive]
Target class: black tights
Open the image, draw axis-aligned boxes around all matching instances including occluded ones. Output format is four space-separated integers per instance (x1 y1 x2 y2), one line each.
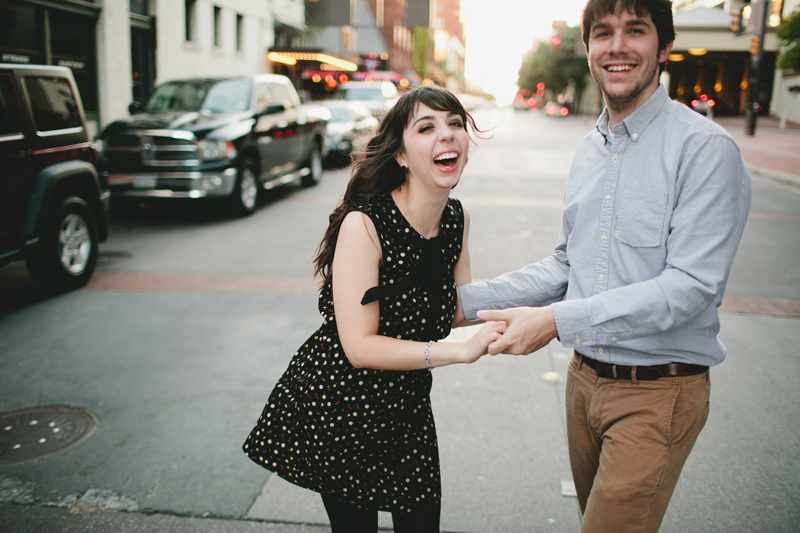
321 493 441 533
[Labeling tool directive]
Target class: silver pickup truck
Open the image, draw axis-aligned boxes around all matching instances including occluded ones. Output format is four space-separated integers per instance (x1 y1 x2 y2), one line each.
96 74 329 216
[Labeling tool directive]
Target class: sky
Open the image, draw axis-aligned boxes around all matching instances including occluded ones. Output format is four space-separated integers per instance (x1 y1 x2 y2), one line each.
460 0 590 104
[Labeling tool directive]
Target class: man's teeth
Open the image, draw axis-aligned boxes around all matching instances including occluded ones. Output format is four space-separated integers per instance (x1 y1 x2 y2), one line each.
607 65 634 72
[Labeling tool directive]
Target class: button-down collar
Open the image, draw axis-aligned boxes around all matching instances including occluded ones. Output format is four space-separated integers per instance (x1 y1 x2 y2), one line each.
595 85 670 144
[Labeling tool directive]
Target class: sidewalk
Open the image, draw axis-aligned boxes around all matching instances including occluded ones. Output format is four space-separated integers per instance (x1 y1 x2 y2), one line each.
713 115 800 188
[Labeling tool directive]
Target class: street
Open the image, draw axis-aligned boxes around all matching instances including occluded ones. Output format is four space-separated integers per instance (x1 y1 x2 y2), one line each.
1 105 799 532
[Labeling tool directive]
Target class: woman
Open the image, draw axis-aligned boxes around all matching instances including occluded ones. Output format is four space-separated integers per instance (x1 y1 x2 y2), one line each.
243 86 503 532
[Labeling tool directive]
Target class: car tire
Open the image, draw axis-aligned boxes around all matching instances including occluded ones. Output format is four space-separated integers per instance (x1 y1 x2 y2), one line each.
26 195 99 292
230 158 259 216
301 141 323 187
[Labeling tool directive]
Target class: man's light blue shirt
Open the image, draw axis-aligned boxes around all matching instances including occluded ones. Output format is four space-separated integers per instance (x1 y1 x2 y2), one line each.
460 85 752 366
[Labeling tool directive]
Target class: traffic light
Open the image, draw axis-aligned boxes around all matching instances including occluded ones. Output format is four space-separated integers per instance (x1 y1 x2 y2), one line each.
750 35 760 55
730 9 742 34
551 36 561 55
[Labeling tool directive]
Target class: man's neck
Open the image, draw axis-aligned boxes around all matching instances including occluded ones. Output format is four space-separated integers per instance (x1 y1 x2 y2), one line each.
606 82 660 127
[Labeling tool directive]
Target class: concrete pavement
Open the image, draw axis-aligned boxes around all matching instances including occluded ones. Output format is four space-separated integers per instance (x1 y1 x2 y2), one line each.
1 106 799 532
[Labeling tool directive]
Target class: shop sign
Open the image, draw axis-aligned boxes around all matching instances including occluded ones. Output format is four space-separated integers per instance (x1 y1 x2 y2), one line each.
57 59 86 70
2 53 31 64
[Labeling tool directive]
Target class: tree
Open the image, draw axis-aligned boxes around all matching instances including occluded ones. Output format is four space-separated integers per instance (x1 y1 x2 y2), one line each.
517 25 590 112
776 7 800 72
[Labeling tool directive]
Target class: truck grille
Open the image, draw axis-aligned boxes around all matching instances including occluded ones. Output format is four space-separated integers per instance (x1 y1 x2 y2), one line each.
104 130 199 167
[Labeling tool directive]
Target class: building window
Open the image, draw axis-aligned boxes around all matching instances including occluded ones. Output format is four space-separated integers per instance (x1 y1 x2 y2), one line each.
236 14 243 52
130 0 148 17
213 6 221 48
185 0 197 42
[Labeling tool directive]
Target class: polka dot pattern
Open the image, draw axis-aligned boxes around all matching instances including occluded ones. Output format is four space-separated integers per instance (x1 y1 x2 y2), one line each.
243 195 464 512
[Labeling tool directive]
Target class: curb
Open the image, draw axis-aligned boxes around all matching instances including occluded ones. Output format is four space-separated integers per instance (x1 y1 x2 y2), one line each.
747 163 800 190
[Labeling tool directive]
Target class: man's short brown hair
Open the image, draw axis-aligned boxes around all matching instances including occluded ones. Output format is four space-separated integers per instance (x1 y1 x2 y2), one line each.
581 0 675 54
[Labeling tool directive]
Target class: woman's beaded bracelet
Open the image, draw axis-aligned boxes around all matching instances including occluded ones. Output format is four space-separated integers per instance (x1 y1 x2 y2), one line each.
424 340 434 370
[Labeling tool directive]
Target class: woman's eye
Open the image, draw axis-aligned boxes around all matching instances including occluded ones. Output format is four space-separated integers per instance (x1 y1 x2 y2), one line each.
419 125 433 133
451 121 464 128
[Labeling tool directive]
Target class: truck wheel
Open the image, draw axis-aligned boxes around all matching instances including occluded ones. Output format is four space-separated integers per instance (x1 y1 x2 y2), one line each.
230 158 259 216
301 141 323 187
26 195 99 292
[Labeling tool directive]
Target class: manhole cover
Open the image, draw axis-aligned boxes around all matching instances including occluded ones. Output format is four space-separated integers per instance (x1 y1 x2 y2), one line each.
0 406 96 464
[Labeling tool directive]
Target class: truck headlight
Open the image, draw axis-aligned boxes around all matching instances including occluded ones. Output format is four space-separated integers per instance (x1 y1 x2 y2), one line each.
197 139 237 161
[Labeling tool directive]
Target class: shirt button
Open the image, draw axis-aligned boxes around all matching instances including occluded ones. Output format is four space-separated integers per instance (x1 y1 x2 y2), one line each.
611 154 618 161
597 274 605 281
598 347 605 354
632 133 639 139
605 194 612 200
611 336 618 342
600 234 608 241
575 339 582 345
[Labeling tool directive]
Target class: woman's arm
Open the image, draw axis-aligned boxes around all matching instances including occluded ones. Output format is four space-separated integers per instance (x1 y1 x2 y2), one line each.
452 207 477 327
332 210 503 370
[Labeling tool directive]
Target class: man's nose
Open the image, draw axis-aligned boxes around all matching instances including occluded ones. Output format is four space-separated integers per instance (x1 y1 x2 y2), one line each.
609 32 629 54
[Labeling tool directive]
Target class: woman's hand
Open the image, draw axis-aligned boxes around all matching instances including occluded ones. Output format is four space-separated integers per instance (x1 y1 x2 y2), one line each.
458 320 506 364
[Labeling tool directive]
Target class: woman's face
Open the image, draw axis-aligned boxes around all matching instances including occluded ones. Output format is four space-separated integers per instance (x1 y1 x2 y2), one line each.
395 103 469 192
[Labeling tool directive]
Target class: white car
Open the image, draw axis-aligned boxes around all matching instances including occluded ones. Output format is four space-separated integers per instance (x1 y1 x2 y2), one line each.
332 81 399 119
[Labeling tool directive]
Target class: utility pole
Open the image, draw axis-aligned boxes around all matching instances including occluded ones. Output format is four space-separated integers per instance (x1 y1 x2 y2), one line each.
745 0 769 136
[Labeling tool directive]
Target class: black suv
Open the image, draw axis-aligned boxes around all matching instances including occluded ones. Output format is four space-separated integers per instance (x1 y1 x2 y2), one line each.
96 74 329 216
0 64 109 291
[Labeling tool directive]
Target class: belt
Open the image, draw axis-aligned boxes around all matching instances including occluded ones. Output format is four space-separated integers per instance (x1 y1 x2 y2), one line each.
578 353 708 381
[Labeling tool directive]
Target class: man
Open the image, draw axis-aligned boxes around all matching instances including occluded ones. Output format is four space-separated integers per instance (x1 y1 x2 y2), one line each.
456 0 751 531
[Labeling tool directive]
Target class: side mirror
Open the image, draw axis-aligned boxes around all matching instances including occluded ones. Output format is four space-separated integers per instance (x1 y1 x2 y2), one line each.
255 103 286 117
128 101 142 115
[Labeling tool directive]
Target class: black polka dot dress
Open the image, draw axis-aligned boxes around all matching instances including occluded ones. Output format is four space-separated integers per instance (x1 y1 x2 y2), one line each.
243 194 464 512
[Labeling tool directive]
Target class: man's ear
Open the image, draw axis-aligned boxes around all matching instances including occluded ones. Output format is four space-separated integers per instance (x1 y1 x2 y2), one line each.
658 40 674 63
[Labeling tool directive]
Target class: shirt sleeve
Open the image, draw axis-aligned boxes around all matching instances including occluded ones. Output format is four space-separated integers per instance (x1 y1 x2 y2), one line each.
459 212 571 321
551 134 752 347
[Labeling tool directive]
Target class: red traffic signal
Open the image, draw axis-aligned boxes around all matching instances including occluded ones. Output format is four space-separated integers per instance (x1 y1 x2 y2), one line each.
551 36 561 54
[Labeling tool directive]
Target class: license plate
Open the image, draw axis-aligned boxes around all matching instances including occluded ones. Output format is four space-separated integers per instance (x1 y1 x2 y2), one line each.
132 175 157 189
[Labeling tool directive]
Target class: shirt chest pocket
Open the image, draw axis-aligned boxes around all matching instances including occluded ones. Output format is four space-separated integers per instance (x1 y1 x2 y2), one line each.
614 189 667 248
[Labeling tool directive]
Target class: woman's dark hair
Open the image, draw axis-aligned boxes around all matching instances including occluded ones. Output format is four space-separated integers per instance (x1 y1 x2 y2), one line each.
581 0 675 72
313 85 483 286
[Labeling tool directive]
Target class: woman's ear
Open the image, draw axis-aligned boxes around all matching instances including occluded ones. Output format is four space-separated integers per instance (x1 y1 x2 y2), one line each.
395 152 407 169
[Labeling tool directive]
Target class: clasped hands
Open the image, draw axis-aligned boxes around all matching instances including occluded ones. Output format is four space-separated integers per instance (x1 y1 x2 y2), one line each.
477 306 558 356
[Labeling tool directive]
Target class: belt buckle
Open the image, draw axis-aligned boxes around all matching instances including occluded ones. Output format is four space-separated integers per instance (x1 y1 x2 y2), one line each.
611 364 618 379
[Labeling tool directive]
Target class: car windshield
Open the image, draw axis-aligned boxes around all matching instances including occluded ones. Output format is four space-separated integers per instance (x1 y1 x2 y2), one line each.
143 80 252 114
327 107 354 122
337 87 385 102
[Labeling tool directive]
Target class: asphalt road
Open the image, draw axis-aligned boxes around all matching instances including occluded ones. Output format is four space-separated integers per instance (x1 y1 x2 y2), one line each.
1 105 799 532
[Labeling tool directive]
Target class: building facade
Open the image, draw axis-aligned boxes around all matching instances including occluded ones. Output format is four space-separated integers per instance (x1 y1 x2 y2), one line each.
669 0 799 122
0 0 283 134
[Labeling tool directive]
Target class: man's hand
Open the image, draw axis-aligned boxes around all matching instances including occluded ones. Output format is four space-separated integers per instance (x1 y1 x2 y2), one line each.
476 306 558 355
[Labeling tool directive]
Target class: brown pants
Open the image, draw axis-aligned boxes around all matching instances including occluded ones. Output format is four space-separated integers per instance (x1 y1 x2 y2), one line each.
566 353 710 533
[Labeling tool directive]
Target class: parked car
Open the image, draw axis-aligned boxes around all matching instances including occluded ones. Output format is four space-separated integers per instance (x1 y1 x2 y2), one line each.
319 101 379 163
544 101 570 117
331 81 399 119
512 89 539 111
96 74 329 217
0 63 109 291
689 94 715 117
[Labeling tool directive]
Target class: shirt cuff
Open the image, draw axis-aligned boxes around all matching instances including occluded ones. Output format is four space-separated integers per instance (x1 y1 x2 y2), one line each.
551 298 591 348
459 282 489 322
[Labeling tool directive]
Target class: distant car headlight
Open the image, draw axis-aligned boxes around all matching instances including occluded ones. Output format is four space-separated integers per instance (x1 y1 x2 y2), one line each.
197 139 237 161
93 138 105 159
